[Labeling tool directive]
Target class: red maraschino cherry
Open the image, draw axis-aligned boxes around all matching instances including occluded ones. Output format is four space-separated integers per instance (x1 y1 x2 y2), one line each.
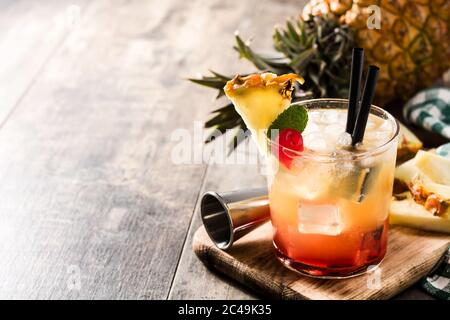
272 128 304 168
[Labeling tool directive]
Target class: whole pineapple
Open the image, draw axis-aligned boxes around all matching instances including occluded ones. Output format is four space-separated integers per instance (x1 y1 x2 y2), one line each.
190 0 449 153
302 0 450 104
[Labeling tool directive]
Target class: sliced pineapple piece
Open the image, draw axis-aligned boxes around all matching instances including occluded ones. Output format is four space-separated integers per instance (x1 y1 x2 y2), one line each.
410 176 450 200
224 72 304 153
390 198 450 234
394 157 418 184
394 150 450 217
408 177 450 218
391 149 450 232
396 123 422 163
393 157 426 194
415 150 450 185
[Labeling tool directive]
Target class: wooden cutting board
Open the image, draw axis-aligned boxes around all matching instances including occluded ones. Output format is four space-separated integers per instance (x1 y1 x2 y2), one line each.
193 222 449 299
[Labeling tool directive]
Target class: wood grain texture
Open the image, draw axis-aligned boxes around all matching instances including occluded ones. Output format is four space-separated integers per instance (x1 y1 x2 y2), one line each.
169 0 441 300
0 0 217 299
0 0 88 124
169 159 264 300
0 0 308 300
193 223 450 300
0 0 442 300
168 0 309 300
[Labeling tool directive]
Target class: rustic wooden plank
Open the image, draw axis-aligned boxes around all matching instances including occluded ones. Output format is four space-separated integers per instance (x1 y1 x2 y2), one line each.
1 0 439 300
192 222 449 299
172 151 443 300
0 0 253 299
168 0 308 299
169 0 442 299
0 0 88 125
168 157 264 299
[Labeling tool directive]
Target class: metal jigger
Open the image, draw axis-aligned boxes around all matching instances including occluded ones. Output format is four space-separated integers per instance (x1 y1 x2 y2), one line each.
200 187 270 250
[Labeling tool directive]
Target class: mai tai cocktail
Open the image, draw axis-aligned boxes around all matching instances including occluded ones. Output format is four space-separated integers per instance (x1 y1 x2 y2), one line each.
224 72 399 278
267 99 399 278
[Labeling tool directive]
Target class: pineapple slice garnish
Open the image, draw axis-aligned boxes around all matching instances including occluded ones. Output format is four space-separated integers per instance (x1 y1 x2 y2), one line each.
394 157 420 185
224 72 304 153
390 199 450 234
408 177 450 218
396 123 422 164
391 149 450 233
414 150 450 185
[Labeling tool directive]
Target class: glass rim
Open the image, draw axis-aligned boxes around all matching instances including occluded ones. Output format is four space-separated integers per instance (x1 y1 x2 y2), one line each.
265 98 400 162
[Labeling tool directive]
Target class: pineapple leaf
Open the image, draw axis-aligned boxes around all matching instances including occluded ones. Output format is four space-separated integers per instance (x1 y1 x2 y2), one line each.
227 123 249 156
188 71 233 101
204 129 223 144
188 78 226 90
286 20 300 43
208 70 231 81
210 103 235 114
205 109 242 128
234 34 292 74
289 47 315 70
273 14 355 99
189 14 356 153
215 90 225 99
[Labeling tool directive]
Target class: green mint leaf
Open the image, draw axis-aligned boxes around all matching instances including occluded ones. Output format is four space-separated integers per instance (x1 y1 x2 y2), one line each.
267 104 308 139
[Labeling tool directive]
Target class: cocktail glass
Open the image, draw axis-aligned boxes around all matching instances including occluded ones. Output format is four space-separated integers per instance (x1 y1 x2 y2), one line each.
265 98 399 278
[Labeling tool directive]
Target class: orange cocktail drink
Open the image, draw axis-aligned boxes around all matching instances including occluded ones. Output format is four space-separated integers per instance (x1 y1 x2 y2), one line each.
266 99 399 278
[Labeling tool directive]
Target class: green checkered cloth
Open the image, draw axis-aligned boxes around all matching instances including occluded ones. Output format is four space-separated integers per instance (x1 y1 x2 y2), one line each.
421 246 450 300
436 142 450 158
419 144 450 300
404 88 450 299
404 87 450 139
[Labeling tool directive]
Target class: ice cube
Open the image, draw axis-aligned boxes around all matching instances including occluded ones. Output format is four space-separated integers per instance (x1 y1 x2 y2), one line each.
312 139 330 152
378 119 392 132
363 130 376 140
376 131 392 143
298 203 344 236
335 159 355 178
324 124 344 135
332 148 355 178
320 111 339 124
336 132 352 148
363 131 391 147
284 161 334 200
308 111 321 121
360 155 376 168
303 122 319 134
337 111 348 122
303 134 330 152
366 119 376 129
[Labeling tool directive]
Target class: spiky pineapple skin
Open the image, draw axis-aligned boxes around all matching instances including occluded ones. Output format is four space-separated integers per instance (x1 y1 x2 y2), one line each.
303 0 450 105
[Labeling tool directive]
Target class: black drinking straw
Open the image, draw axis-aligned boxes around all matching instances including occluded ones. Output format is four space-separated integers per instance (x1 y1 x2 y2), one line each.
346 48 364 135
352 65 380 146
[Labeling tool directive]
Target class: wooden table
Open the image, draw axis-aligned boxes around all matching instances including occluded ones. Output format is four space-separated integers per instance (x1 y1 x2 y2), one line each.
0 0 434 299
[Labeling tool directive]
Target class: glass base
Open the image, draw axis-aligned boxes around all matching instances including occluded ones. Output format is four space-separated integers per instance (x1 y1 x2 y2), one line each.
274 247 384 279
